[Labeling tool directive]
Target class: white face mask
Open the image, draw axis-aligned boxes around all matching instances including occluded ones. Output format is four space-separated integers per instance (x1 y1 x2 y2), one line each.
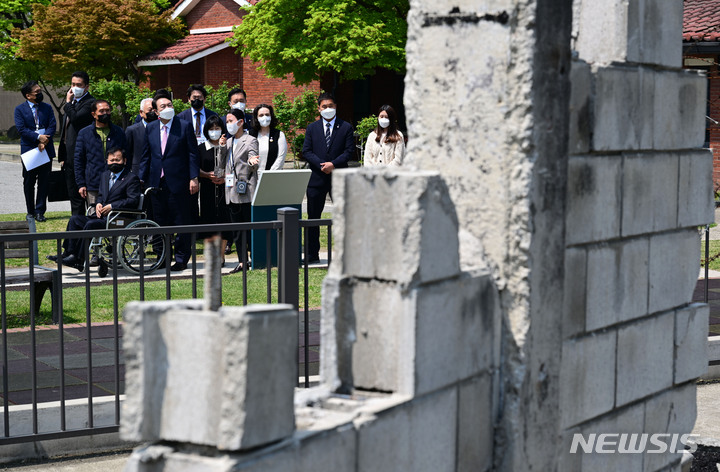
258 116 271 127
378 118 390 129
320 108 336 120
72 86 85 98
208 129 222 141
158 107 175 121
231 102 246 111
226 121 240 136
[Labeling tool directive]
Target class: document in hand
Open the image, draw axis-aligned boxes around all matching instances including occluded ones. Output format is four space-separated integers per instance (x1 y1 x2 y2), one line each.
21 147 50 171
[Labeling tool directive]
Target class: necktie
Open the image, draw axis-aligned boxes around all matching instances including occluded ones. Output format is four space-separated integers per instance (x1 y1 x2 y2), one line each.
325 122 331 148
195 112 201 137
161 125 168 154
32 105 39 129
109 173 117 190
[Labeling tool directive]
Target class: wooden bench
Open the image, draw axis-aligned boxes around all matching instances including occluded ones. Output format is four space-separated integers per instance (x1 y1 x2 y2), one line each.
0 218 60 323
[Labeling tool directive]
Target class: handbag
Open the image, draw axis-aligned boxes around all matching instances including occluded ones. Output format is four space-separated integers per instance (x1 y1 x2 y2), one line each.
47 169 69 202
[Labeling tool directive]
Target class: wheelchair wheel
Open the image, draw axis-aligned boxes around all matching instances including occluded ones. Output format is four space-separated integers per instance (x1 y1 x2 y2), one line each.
117 219 166 274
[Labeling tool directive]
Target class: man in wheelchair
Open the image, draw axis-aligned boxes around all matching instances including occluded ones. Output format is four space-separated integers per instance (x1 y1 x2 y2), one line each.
48 147 141 272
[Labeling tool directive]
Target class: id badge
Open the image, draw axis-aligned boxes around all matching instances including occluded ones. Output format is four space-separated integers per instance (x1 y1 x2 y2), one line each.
225 173 235 188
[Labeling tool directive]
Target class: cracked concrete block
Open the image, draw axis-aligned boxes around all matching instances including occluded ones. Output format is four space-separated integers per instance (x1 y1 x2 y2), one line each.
586 238 649 330
643 383 698 472
674 303 709 384
569 59 592 155
678 150 715 228
616 311 674 406
654 70 707 150
324 272 498 396
121 301 296 450
566 155 622 244
649 230 700 314
331 169 460 286
622 153 679 236
560 330 616 429
593 66 653 151
356 388 456 472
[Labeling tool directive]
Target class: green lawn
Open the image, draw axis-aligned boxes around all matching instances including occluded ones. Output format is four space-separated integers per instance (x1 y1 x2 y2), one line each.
1 210 331 329
701 239 720 272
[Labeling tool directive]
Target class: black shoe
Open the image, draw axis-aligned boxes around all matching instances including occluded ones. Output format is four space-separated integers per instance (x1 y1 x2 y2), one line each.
228 262 244 274
224 244 232 255
34 214 46 222
89 255 100 267
61 255 84 272
302 257 320 265
26 214 34 220
47 254 58 262
170 262 187 272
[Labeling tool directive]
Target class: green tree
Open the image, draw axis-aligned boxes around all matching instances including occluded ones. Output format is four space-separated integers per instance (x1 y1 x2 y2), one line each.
229 0 408 85
15 0 184 84
272 89 321 165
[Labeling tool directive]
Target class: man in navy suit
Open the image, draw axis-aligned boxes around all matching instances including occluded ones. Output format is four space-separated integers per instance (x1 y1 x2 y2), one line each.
14 80 56 222
138 89 200 271
49 147 141 271
125 98 157 175
302 92 354 263
58 71 95 216
177 84 219 145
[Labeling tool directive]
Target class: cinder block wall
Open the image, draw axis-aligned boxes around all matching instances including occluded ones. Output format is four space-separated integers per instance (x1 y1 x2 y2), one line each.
561 0 713 470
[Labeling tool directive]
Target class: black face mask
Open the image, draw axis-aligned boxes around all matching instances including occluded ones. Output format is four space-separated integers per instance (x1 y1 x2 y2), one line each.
108 163 125 173
191 99 204 110
145 111 158 122
97 113 112 125
34 92 44 103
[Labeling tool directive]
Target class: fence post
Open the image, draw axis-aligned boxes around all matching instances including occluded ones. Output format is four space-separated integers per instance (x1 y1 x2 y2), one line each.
278 207 299 310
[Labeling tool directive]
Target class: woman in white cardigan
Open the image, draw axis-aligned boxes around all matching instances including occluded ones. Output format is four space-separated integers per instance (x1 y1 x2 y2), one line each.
364 105 405 167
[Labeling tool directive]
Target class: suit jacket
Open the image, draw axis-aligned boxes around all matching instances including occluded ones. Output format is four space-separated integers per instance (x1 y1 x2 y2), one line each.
97 168 141 211
302 117 354 188
14 101 57 159
58 93 94 164
74 123 127 192
177 106 219 138
138 117 199 195
125 121 147 175
225 134 259 205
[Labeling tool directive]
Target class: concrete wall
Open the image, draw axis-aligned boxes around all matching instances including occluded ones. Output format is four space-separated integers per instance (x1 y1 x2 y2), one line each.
120 0 712 471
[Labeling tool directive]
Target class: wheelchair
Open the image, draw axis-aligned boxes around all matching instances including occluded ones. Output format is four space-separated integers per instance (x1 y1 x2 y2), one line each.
87 187 167 277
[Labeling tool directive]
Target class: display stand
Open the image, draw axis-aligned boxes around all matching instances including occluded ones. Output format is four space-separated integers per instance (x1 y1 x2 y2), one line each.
250 169 311 269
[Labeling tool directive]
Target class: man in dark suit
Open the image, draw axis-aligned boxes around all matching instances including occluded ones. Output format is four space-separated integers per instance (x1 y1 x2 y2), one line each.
177 84 218 223
125 98 157 174
13 80 56 222
58 71 94 216
50 147 141 272
74 99 127 207
138 89 200 271
177 84 219 145
302 92 354 263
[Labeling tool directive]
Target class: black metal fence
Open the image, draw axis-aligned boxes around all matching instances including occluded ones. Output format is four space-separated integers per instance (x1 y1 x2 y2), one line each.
0 208 331 445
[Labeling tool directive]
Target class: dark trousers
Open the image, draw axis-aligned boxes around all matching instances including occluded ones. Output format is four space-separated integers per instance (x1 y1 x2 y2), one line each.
228 202 251 260
306 185 330 260
23 161 51 216
64 215 107 259
64 164 86 216
151 182 192 264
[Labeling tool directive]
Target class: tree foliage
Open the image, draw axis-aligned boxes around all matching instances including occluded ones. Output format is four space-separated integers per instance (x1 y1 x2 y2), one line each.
272 89 321 160
15 0 184 84
229 0 408 85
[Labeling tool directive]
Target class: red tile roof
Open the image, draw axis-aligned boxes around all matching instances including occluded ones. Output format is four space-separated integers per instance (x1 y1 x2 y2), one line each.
141 32 233 61
684 0 720 42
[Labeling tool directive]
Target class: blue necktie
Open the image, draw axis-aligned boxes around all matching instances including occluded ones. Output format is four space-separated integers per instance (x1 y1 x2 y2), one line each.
109 173 118 190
